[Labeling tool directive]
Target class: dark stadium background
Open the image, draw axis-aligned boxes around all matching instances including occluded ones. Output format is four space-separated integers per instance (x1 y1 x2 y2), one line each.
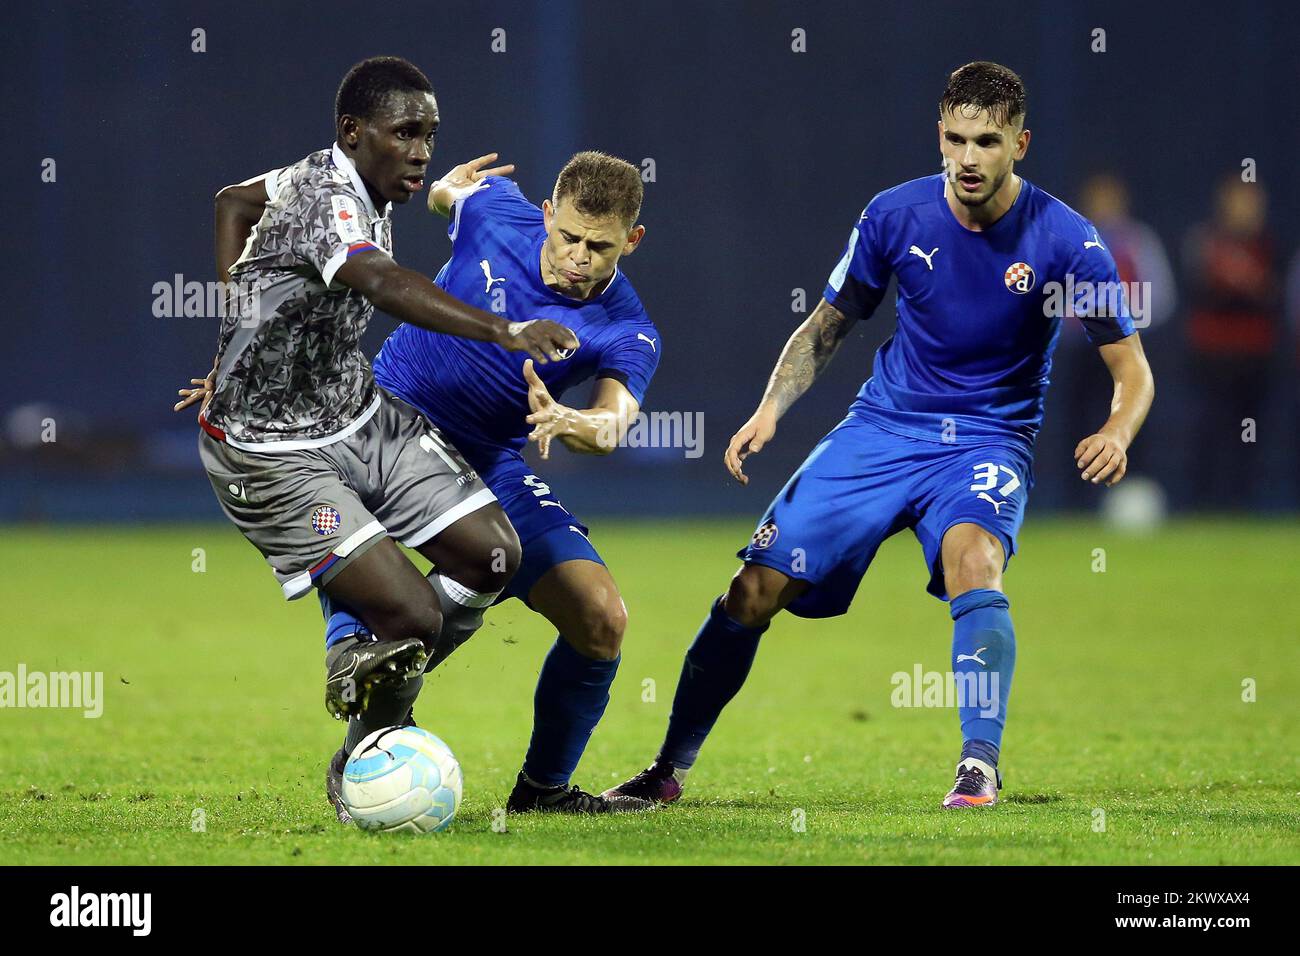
4 0 1296 523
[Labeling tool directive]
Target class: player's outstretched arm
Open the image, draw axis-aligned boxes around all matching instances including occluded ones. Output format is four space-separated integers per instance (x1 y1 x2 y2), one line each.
335 252 577 364
427 153 515 218
522 362 637 459
1074 333 1155 486
724 298 857 484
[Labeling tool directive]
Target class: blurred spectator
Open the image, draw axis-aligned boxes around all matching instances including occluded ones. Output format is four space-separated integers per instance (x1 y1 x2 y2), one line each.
1181 176 1282 509
1044 173 1177 510
1078 173 1178 330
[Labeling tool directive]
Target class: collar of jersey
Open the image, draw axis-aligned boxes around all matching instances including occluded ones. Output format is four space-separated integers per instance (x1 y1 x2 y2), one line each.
530 232 622 305
936 172 1027 237
330 142 392 220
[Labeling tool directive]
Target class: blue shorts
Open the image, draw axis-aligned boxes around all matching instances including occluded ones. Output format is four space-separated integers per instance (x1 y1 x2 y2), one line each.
739 415 1034 616
455 442 604 605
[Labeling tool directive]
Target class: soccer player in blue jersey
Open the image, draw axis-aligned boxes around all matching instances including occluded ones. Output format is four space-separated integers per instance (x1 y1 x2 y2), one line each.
324 150 661 814
605 61 1154 809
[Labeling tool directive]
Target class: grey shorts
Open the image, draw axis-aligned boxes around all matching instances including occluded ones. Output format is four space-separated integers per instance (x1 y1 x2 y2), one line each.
199 390 496 600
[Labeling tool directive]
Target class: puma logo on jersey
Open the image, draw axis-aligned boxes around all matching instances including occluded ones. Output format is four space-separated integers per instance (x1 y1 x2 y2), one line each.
637 332 658 352
908 245 939 270
956 647 989 666
976 492 1004 514
479 259 506 292
1083 232 1106 251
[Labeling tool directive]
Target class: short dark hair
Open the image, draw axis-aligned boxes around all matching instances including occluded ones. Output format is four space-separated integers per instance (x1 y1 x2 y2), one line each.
940 61 1026 128
335 56 433 123
552 151 643 227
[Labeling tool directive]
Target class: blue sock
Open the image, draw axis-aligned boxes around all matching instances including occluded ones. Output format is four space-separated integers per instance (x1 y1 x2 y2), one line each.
522 637 619 788
320 591 370 651
658 597 766 771
949 588 1016 768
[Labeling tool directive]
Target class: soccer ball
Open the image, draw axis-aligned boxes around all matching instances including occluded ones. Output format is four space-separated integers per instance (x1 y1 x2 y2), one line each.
341 726 463 833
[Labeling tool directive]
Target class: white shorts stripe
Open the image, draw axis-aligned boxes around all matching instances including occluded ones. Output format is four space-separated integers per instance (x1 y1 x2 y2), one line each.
280 519 387 601
334 519 386 558
281 572 313 601
402 488 498 548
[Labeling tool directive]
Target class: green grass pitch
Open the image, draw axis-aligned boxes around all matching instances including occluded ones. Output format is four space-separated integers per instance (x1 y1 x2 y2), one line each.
1 519 1297 865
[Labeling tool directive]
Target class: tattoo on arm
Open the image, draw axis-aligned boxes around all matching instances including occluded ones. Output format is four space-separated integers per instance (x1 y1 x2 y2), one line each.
762 301 857 417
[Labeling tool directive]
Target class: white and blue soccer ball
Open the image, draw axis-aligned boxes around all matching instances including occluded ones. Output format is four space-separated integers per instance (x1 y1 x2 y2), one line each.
341 726 463 833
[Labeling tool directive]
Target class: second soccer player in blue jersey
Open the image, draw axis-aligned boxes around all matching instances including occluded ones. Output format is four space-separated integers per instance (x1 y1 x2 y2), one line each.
606 61 1154 809
326 150 662 814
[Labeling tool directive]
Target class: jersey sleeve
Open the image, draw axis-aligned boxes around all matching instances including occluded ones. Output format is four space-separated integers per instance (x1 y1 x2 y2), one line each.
263 168 283 201
823 202 890 322
446 178 495 244
290 177 387 290
1065 223 1137 345
596 319 661 405
447 176 538 246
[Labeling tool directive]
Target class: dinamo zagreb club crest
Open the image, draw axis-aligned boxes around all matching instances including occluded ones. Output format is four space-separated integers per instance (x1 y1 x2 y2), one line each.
751 520 779 550
1004 261 1035 294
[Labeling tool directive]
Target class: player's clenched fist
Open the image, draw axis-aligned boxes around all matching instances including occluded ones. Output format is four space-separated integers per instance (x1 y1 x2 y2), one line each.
500 319 579 364
725 408 778 485
1074 429 1129 486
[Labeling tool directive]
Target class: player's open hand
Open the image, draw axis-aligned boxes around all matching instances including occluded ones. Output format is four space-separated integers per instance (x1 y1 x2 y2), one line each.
1075 429 1128 486
173 372 215 422
501 319 579 365
428 153 515 214
725 408 778 485
523 359 571 460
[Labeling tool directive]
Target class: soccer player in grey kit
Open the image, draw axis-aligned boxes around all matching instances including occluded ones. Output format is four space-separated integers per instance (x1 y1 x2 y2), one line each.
179 58 576 731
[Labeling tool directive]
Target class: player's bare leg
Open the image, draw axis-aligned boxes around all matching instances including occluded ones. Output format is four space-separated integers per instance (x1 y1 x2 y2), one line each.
720 562 809 629
528 559 627 662
940 522 1015 809
505 559 648 813
604 563 808 804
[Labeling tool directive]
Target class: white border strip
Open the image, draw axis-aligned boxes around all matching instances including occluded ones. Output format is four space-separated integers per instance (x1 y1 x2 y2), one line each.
402 488 498 548
279 519 387 601
334 519 386 557
222 394 382 453
281 571 313 601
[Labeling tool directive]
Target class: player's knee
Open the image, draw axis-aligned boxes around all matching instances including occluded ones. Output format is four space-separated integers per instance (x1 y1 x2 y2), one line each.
569 595 627 661
455 514 521 594
481 519 522 590
947 545 1002 594
724 567 782 630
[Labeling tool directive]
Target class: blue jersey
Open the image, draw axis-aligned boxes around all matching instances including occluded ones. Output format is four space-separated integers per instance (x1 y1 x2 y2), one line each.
374 176 660 452
824 174 1135 448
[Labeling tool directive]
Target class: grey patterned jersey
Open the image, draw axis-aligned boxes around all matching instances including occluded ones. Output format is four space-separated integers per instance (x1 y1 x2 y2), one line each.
202 143 394 450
